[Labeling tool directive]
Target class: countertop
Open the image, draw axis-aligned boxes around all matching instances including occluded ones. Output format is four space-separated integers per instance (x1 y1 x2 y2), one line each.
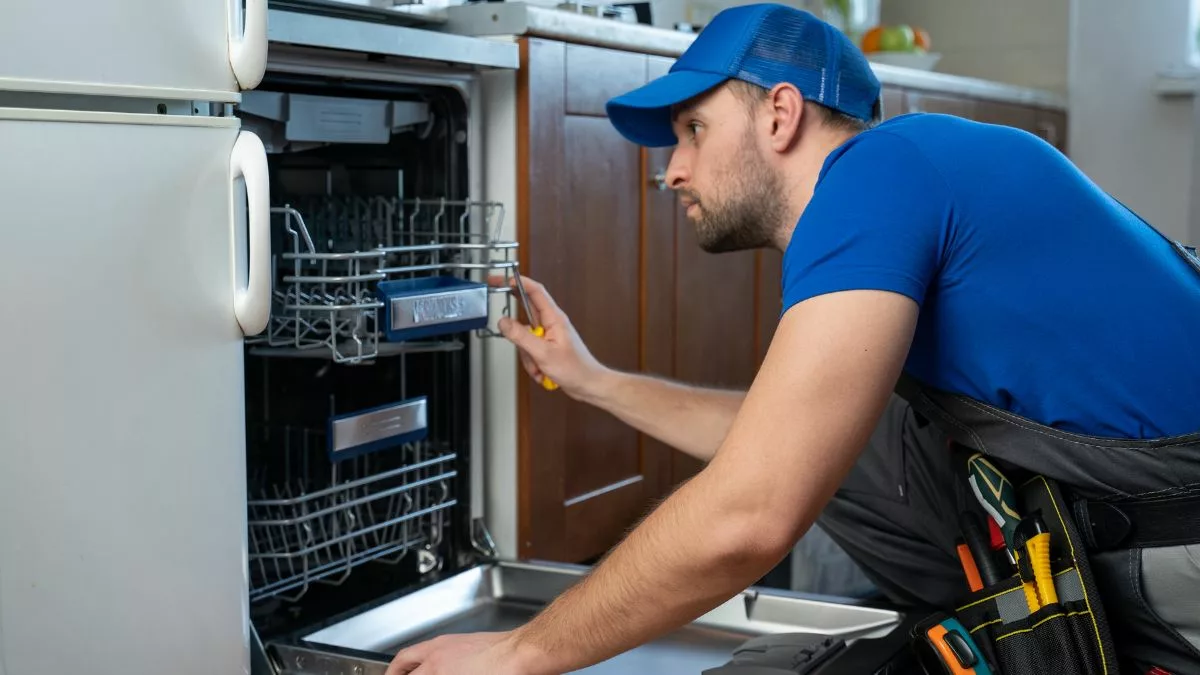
435 2 1067 111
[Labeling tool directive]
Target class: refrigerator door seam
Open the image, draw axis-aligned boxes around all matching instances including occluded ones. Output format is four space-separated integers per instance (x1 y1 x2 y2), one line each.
0 107 238 128
0 77 241 104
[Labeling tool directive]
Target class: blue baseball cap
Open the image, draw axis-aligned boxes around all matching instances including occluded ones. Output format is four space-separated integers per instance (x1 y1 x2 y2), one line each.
605 3 882 147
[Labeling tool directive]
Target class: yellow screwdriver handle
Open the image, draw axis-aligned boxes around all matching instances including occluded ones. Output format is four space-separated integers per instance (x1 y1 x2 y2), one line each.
531 326 558 391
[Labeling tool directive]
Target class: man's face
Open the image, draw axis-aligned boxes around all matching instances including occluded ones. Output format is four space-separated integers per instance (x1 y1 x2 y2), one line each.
666 84 786 253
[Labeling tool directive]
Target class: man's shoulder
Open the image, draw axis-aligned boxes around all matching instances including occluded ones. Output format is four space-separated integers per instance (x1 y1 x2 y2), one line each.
819 113 1062 197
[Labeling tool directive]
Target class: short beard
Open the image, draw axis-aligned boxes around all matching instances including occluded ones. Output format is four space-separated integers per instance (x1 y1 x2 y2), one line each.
683 133 785 253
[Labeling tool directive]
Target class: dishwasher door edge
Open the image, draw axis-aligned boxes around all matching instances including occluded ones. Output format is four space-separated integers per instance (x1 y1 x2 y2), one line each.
264 559 907 674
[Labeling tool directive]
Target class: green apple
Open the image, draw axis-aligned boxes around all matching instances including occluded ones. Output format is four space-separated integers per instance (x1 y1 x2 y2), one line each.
879 25 916 52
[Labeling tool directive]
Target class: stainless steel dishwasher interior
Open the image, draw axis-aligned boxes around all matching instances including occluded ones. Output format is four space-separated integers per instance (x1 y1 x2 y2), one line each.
289 561 902 674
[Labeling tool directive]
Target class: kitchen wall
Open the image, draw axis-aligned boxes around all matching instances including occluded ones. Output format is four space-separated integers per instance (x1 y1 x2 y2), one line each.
647 0 820 29
1068 0 1198 245
880 0 1070 96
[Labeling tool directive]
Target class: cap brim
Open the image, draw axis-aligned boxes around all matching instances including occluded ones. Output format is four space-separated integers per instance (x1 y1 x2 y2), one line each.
605 70 729 147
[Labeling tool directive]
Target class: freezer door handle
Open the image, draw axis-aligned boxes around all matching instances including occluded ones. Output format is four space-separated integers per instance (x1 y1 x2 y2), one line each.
230 0 268 90
231 130 272 336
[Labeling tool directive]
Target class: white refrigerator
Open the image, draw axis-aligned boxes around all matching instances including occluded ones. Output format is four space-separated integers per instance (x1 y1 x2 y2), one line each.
0 1 270 673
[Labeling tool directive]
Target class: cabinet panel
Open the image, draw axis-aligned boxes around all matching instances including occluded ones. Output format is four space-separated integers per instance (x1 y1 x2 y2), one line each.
643 142 679 499
519 37 569 561
565 43 649 117
905 89 977 119
756 248 783 365
974 100 1037 132
672 213 758 485
561 113 644 502
519 38 666 563
1034 108 1068 154
881 86 906 120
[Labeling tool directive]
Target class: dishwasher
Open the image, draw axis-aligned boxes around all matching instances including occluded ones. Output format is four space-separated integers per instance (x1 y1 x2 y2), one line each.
241 7 915 674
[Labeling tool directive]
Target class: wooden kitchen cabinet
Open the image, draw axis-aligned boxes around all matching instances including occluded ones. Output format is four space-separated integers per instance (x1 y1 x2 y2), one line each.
517 37 669 563
517 41 772 563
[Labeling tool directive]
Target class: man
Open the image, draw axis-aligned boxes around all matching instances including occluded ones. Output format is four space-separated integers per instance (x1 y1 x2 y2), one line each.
389 4 1200 674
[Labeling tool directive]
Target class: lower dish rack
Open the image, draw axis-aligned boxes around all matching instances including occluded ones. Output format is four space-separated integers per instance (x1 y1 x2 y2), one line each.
248 196 518 364
247 427 458 604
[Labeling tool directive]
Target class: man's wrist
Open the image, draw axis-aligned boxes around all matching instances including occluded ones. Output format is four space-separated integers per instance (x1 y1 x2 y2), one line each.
574 365 622 407
503 627 559 675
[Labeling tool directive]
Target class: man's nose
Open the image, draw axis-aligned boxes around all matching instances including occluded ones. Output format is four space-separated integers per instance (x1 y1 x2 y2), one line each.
665 149 690 190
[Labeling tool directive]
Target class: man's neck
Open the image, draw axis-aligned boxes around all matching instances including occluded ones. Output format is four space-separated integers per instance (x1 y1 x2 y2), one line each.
770 127 859 251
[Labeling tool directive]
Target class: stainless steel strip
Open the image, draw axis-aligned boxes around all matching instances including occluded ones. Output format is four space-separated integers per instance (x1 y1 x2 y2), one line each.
272 644 390 675
267 9 519 70
386 286 488 332
330 398 428 455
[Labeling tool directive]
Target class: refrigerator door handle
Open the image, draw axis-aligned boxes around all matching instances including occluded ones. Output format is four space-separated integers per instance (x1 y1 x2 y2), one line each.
231 130 271 336
230 0 268 90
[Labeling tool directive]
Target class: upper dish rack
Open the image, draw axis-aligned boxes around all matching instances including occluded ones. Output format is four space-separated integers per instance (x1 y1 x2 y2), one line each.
248 196 517 364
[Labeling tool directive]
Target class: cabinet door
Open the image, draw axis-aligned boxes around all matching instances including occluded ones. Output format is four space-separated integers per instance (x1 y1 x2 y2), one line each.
974 100 1038 132
518 38 667 562
1034 108 1068 154
905 89 977 119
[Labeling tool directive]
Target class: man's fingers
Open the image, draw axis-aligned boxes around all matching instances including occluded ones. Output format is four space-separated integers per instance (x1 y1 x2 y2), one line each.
516 275 565 327
489 273 565 329
498 317 550 357
386 640 435 675
518 350 543 380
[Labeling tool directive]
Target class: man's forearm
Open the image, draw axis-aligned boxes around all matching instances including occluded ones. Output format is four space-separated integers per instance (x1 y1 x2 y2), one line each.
506 464 789 674
578 369 745 462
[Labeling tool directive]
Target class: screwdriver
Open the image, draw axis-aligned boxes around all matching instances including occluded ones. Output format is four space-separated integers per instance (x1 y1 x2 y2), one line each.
511 269 558 391
967 453 1039 611
966 453 1022 550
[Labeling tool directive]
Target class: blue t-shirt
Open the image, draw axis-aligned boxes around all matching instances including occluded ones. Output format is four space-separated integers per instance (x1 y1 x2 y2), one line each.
782 112 1200 439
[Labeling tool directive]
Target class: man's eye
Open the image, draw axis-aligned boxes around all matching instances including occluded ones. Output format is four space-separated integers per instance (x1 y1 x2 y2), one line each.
687 122 700 138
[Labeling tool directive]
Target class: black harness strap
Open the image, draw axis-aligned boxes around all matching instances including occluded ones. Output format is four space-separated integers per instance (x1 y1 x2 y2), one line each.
1072 489 1200 552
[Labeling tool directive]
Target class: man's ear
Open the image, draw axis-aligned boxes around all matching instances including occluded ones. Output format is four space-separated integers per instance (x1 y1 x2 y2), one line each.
766 83 804 152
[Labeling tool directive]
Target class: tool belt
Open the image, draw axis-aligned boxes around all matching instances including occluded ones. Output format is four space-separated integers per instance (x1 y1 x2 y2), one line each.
911 448 1120 675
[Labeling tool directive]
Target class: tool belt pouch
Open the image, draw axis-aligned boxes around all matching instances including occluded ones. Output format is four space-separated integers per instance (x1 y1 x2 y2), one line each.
911 475 1121 675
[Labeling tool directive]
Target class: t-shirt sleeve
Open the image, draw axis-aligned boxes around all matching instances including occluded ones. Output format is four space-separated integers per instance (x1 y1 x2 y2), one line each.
781 131 954 314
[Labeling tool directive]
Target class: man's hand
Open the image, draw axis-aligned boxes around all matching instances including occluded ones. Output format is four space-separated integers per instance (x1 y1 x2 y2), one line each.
385 631 549 675
493 275 609 400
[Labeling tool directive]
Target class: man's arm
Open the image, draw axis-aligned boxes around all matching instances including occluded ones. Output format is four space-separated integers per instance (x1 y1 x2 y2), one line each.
388 288 918 675
578 370 744 462
496 275 744 463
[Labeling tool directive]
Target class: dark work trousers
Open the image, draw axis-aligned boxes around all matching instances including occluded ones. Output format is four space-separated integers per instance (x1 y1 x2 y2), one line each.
816 393 1200 675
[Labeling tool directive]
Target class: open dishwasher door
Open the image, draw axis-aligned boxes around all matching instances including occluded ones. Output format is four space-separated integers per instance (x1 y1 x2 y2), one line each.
262 560 916 675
